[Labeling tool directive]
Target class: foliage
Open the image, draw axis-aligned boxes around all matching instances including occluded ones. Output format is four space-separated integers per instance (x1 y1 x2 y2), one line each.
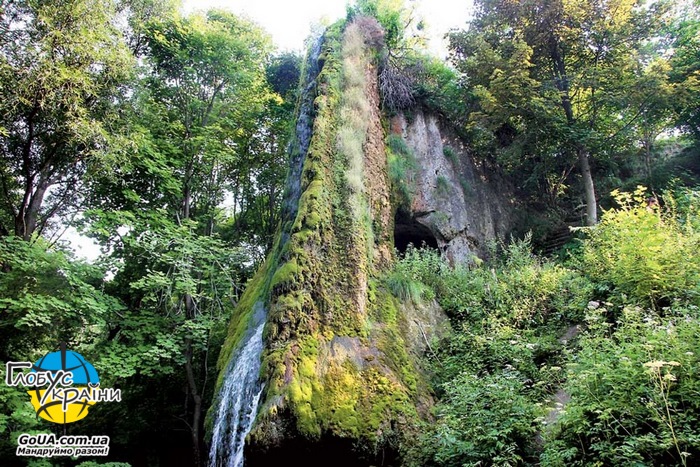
446 0 680 224
423 372 540 467
84 7 279 454
581 186 700 307
385 246 440 303
0 5 291 465
406 186 700 466
0 237 123 359
387 134 418 208
412 55 462 120
94 221 248 379
0 0 134 239
388 237 593 466
347 0 406 50
541 304 700 466
0 236 125 458
668 1 700 140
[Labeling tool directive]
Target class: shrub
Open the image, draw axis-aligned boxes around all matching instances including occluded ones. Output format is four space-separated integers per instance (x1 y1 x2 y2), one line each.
542 305 700 466
435 235 592 327
379 62 416 110
421 371 540 466
581 186 700 307
351 15 385 49
435 175 450 197
443 146 458 165
391 236 594 465
386 271 429 304
385 246 441 303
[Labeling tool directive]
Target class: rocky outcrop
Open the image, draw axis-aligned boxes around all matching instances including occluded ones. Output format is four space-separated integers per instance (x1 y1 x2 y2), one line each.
210 19 442 466
392 112 517 264
209 16 519 467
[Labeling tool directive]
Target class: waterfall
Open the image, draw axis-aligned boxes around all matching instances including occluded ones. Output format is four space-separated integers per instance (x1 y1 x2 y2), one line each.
207 34 325 467
208 303 266 467
278 34 324 247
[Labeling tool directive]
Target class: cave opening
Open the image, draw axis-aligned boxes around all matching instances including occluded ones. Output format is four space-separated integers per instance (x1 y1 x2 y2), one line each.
394 211 439 254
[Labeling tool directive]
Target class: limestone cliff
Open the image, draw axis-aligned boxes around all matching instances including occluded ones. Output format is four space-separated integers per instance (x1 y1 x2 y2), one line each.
392 112 517 264
209 17 517 467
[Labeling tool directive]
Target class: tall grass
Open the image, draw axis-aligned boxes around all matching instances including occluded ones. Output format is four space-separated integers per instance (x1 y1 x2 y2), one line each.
338 22 371 223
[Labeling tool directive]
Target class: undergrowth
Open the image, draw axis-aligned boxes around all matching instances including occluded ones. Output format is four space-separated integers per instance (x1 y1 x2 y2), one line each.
392 186 700 466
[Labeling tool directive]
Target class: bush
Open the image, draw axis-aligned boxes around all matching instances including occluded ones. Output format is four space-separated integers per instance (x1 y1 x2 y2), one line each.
404 189 700 466
398 237 593 466
385 245 441 303
422 372 540 467
581 186 700 307
542 304 700 466
379 62 416 110
435 235 592 327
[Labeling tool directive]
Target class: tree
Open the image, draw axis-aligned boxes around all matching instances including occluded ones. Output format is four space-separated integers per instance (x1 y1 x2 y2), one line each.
668 0 700 139
449 0 673 225
82 10 281 465
0 0 133 239
220 52 301 252
629 57 676 182
0 236 125 459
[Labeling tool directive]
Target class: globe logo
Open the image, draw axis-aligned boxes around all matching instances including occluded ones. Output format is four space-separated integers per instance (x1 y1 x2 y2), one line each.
5 345 121 426
27 348 100 424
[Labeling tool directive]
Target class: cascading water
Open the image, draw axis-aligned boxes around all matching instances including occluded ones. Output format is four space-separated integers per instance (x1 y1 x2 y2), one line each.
278 34 324 246
207 34 325 467
208 303 266 467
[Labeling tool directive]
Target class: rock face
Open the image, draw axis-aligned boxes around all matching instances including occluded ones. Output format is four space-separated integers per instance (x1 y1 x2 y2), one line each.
209 17 518 467
393 112 517 264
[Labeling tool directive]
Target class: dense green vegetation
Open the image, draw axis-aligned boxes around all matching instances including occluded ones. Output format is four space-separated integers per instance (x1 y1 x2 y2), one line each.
435 0 700 229
0 0 299 464
388 186 700 466
0 0 698 465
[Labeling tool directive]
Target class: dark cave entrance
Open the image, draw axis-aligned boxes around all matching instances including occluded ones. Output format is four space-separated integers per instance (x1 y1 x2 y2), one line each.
394 211 439 254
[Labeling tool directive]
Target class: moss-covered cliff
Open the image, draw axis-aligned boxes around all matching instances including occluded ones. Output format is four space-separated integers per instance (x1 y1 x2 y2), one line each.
210 15 515 466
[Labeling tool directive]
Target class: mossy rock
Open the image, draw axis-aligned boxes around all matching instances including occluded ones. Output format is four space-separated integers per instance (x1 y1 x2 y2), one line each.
211 18 439 466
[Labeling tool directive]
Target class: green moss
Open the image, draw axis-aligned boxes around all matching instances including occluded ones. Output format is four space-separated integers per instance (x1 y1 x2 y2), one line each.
214 17 428 460
288 351 417 443
288 336 323 437
443 145 458 165
459 177 474 196
372 287 418 392
270 258 300 289
295 179 325 230
216 258 271 376
387 134 417 209
435 175 451 197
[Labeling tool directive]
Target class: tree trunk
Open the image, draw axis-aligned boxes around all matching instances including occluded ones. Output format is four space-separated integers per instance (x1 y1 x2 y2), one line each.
15 177 50 240
578 148 597 226
185 337 203 467
184 293 203 467
549 34 598 225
